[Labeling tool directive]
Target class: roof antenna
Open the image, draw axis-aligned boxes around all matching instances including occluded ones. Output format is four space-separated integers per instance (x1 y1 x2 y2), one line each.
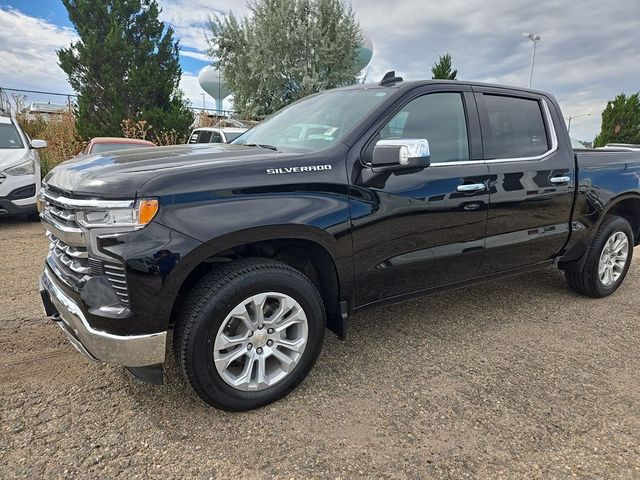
379 70 403 86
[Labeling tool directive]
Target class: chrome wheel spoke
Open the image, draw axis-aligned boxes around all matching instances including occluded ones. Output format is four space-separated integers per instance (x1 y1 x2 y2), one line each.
215 346 247 371
270 347 295 372
215 332 248 350
229 303 256 331
275 310 306 333
277 337 306 353
255 355 269 390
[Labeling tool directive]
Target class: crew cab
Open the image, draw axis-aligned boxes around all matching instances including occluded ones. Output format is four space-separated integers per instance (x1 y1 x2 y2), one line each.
39 74 640 411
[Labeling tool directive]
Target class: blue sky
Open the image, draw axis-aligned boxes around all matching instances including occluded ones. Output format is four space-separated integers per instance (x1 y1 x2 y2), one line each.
0 0 211 74
1 0 639 141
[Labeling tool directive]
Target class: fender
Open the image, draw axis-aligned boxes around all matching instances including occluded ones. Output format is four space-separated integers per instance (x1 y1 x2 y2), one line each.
153 223 354 332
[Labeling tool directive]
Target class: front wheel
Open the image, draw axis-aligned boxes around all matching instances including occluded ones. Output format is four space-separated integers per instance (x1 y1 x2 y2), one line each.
565 215 634 298
174 258 325 411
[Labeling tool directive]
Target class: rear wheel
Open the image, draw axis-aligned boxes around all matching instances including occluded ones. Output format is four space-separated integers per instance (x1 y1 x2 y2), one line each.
565 215 634 298
174 258 325 411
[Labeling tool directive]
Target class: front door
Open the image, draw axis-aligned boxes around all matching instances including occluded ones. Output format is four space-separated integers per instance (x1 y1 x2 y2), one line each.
473 89 575 274
349 87 490 307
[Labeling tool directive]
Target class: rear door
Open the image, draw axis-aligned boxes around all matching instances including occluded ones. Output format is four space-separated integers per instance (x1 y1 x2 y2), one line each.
474 88 575 273
349 85 490 307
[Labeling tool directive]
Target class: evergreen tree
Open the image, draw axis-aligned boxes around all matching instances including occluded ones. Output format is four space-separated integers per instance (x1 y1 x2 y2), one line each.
431 53 458 80
58 0 193 141
209 0 362 119
594 93 640 147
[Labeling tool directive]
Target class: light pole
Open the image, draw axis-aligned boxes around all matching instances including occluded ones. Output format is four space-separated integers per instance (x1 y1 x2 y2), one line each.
565 113 591 134
522 32 541 88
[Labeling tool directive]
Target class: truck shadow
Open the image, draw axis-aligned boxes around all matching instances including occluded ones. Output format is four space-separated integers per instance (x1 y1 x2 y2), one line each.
126 264 581 412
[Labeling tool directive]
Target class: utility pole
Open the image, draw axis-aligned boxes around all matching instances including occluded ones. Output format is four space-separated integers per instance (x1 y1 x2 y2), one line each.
522 33 541 88
565 113 591 134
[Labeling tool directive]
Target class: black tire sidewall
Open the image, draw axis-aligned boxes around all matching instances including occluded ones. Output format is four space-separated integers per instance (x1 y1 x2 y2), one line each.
589 217 634 297
186 269 325 410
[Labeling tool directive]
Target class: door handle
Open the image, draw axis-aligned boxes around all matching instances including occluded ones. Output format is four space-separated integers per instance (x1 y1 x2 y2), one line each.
550 176 571 184
457 183 486 192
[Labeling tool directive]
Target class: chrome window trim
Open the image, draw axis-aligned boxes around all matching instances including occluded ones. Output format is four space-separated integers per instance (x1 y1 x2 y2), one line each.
43 191 135 210
420 99 559 168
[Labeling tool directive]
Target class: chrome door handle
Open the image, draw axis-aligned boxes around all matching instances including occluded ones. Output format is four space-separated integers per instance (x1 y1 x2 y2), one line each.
550 176 571 184
457 183 486 192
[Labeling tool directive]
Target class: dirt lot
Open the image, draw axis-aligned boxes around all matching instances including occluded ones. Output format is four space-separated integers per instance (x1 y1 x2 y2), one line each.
1 217 639 479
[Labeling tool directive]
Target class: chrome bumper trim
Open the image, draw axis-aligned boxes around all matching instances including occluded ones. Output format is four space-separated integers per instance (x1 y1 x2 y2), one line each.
40 268 166 367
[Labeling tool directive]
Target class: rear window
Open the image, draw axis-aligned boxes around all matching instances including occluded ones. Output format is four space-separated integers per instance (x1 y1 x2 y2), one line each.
189 130 224 143
482 94 550 159
0 123 24 149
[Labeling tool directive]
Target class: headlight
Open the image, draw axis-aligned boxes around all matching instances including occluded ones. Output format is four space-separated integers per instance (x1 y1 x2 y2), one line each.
5 158 35 176
76 199 159 229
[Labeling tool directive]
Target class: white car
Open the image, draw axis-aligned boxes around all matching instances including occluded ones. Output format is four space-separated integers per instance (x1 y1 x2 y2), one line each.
0 116 46 217
188 126 247 144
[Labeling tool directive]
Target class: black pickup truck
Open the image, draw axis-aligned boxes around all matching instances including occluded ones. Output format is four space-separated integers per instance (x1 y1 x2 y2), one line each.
39 74 640 410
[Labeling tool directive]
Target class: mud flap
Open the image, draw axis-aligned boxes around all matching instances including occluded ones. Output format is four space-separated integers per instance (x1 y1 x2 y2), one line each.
326 301 349 340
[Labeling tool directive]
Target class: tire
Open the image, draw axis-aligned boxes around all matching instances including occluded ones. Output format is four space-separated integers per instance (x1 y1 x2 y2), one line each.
565 215 634 298
174 258 325 411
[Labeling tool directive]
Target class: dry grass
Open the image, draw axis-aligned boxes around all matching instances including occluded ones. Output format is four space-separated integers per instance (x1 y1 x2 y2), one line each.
121 119 188 146
17 111 86 178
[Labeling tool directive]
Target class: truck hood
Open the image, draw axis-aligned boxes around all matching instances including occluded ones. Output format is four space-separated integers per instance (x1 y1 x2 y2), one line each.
44 144 296 198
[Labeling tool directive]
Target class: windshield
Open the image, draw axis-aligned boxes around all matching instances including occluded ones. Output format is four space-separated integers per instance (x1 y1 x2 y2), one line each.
0 123 25 149
233 88 390 152
90 142 151 154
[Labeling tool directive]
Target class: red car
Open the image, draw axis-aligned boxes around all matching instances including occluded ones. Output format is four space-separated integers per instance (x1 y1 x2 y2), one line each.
81 137 156 155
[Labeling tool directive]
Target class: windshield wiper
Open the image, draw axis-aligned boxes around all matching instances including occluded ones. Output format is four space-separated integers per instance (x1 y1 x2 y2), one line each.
244 143 279 152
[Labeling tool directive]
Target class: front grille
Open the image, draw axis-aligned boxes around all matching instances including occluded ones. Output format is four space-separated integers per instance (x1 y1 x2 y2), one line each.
41 186 129 305
47 230 90 275
0 173 5 186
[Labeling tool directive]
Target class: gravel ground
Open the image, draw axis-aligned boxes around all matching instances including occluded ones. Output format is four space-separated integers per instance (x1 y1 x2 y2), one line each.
1 217 639 479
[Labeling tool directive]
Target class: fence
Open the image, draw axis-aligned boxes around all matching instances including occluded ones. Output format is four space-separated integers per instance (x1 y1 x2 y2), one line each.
0 87 236 126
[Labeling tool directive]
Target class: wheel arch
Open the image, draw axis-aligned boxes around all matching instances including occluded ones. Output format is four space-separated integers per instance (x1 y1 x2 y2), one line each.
560 192 640 271
161 225 351 337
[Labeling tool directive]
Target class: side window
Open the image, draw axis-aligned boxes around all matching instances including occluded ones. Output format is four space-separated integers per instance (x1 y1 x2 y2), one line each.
380 92 470 163
210 131 223 143
191 130 211 143
482 94 550 159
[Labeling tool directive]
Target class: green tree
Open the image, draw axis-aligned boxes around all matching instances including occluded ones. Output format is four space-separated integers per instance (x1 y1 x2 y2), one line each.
58 0 193 141
594 93 640 147
431 53 458 80
209 0 362 119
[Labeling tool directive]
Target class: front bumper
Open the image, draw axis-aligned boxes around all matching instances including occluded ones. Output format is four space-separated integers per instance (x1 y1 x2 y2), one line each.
39 267 167 367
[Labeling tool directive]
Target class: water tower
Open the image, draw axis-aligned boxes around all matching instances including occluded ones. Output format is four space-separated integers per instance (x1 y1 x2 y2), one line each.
355 33 373 71
198 65 230 113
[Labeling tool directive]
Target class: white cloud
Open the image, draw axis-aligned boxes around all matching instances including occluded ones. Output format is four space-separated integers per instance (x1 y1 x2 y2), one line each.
180 49 212 62
0 7 77 92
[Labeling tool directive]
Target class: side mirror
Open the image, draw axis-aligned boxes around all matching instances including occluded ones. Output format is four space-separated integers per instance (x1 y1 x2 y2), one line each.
31 139 48 149
371 139 430 172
